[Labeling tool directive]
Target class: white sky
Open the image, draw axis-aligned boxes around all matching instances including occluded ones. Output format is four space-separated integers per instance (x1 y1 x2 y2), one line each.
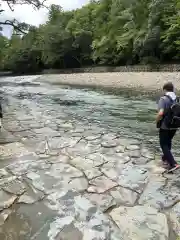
0 0 89 36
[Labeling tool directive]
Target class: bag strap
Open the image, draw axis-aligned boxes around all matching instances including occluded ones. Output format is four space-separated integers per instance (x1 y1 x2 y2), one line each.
164 94 175 103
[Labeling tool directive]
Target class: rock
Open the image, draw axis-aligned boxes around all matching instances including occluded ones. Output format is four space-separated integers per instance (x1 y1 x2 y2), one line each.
18 195 36 204
26 163 84 194
46 190 122 240
102 133 117 141
84 168 102 180
47 154 70 164
126 145 140 151
102 163 148 193
13 152 38 162
141 148 155 160
84 193 116 212
70 154 105 172
48 137 78 150
18 184 44 204
110 205 169 240
118 138 140 147
88 176 118 193
67 178 88 192
2 179 26 195
101 141 118 148
87 153 106 166
61 123 74 129
85 134 101 141
110 186 138 206
0 209 12 226
0 142 29 158
67 141 99 157
101 153 130 168
132 157 151 165
70 156 96 171
168 202 180 236
33 127 60 137
0 176 17 187
54 222 83 240
0 190 17 210
89 138 102 145
115 145 125 153
7 159 50 176
139 176 180 210
0 168 10 178
128 150 140 158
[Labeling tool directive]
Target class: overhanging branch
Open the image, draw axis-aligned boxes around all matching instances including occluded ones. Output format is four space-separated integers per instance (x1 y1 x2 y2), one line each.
0 20 29 34
3 0 47 10
0 0 48 34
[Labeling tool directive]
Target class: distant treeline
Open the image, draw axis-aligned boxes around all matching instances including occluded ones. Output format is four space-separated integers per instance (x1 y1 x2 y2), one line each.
0 0 180 74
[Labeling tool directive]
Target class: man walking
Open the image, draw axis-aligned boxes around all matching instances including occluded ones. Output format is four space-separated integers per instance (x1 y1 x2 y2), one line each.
156 82 180 172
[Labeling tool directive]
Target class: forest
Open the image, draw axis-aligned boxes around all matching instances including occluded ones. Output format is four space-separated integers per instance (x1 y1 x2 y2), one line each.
0 0 180 73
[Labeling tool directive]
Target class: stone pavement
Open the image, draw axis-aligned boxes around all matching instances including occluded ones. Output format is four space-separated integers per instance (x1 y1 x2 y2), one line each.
0 78 179 239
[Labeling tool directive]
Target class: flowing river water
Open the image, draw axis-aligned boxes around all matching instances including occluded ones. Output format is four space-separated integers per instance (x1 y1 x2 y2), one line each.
0 75 179 240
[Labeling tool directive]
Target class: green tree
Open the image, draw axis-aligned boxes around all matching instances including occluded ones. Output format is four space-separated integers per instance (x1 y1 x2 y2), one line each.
0 0 180 73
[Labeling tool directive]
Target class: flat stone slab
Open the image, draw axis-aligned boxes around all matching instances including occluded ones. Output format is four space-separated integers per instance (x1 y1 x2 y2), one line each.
2 179 26 195
101 141 118 148
47 154 70 164
84 193 116 212
126 145 140 151
132 156 151 165
141 147 155 160
110 186 138 206
45 189 123 240
18 195 37 204
7 158 50 176
25 162 85 194
67 141 100 157
128 149 141 158
0 209 12 226
139 176 180 210
18 185 44 204
87 153 106 166
110 205 169 240
0 142 29 158
84 168 102 180
70 154 105 172
168 202 180 236
85 134 102 141
115 145 125 153
0 190 17 210
0 168 11 178
88 176 118 193
102 163 148 193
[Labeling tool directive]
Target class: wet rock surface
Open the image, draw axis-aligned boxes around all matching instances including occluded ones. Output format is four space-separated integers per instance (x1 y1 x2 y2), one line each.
0 75 179 239
110 205 169 240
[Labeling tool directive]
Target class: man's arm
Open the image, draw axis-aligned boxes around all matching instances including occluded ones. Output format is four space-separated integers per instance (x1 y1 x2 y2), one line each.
156 98 165 123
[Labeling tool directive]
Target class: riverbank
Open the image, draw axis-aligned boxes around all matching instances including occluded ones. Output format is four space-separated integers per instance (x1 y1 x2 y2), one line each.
38 72 180 91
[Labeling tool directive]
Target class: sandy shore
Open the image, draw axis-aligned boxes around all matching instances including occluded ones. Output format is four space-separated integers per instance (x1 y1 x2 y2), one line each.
38 72 180 91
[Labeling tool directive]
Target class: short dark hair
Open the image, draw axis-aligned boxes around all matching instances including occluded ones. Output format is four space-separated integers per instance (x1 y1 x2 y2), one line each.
163 82 174 92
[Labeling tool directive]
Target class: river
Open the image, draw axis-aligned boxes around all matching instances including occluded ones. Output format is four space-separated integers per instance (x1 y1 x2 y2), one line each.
1 75 179 156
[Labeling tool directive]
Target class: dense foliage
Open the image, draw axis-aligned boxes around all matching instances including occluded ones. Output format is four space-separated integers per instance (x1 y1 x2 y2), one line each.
0 0 180 73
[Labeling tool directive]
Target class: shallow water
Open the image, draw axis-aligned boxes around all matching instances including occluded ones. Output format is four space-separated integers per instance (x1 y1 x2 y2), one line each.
1 75 179 157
